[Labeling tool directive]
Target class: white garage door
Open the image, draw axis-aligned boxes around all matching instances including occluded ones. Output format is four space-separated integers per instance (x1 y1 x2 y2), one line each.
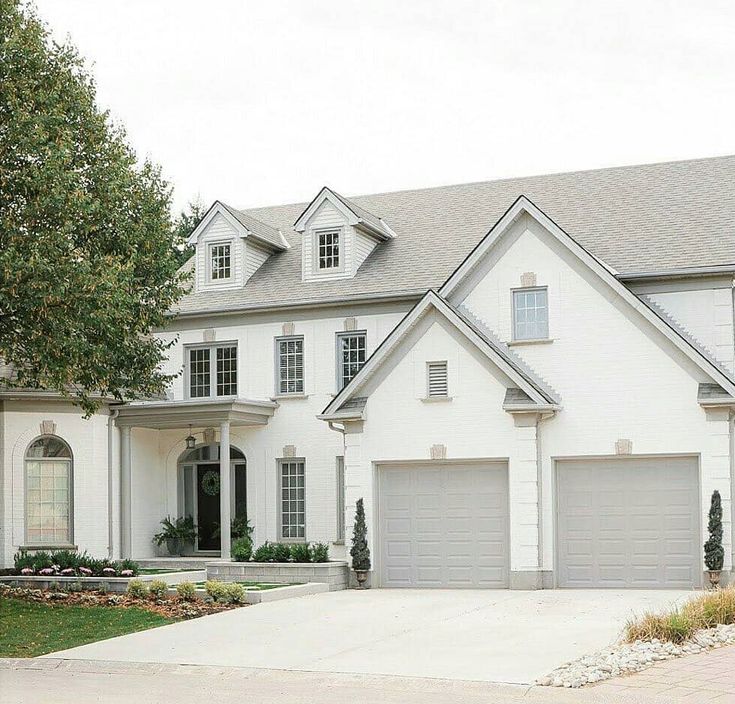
379 463 509 588
556 457 700 588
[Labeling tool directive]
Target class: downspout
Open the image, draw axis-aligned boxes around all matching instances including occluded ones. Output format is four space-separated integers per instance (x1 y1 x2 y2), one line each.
107 408 120 559
731 277 735 572
536 414 543 584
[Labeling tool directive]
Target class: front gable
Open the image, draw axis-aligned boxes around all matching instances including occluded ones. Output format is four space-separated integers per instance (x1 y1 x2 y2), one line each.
440 197 735 402
320 291 558 421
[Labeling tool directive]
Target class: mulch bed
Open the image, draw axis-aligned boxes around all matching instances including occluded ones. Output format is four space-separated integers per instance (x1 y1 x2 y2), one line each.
0 583 244 620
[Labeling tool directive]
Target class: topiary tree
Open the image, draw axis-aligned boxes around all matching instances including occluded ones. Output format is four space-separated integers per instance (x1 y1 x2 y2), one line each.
704 489 724 572
350 498 371 572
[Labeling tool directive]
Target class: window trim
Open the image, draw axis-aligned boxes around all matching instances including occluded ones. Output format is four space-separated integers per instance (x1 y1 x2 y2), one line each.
335 330 367 392
511 285 549 342
206 240 233 283
24 435 74 547
312 227 345 274
184 341 238 400
277 457 306 542
274 335 305 396
426 360 449 398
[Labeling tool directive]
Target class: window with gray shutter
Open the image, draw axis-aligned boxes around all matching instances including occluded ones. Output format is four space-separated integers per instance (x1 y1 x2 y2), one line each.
426 361 448 397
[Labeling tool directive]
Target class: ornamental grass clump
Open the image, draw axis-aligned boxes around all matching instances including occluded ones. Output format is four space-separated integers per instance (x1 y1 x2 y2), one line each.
626 587 735 643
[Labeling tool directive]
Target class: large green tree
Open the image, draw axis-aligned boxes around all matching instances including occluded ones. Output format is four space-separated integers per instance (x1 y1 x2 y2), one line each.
0 0 189 415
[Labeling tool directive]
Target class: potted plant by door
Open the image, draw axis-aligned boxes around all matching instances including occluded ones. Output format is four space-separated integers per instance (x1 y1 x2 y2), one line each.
153 515 197 557
350 498 371 588
704 490 724 588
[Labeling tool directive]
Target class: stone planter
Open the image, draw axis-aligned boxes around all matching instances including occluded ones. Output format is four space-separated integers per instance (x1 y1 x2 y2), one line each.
0 570 204 593
206 560 348 591
354 569 369 589
708 569 722 589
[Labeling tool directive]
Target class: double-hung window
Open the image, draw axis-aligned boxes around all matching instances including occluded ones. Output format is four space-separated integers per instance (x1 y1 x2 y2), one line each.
317 229 340 271
279 459 305 540
336 331 366 390
512 287 549 341
276 336 304 394
187 343 238 398
209 243 231 281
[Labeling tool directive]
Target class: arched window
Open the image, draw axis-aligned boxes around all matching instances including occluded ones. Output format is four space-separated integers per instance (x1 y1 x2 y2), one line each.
25 436 73 545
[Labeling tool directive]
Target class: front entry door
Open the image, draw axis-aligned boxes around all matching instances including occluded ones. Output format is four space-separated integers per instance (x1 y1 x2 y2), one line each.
196 464 221 551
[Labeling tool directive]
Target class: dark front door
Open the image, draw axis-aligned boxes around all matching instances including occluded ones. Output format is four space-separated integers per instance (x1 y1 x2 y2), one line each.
197 464 220 551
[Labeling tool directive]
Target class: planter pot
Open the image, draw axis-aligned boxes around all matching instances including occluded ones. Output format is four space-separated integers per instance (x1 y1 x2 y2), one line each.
708 570 722 589
165 538 182 556
354 569 369 589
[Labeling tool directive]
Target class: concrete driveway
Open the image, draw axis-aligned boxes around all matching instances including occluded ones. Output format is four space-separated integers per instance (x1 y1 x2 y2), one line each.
46 589 690 685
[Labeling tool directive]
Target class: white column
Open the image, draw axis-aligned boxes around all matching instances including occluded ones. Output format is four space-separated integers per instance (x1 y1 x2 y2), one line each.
508 413 542 589
219 420 231 560
120 425 132 559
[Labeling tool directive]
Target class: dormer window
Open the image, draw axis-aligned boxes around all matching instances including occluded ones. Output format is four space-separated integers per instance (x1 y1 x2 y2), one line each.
317 229 341 271
209 243 231 281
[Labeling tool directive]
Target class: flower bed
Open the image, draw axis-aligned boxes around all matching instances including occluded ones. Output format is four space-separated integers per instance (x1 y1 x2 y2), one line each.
0 582 244 621
11 548 140 578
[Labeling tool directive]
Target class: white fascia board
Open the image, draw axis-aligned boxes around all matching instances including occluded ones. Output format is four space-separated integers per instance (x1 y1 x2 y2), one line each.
320 290 549 418
186 202 249 245
439 195 735 398
294 187 359 233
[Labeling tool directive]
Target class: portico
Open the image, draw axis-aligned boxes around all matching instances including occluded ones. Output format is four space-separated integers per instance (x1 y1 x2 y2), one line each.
115 398 277 559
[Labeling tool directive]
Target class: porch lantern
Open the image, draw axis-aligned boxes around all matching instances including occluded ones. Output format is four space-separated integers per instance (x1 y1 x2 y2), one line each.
185 426 196 450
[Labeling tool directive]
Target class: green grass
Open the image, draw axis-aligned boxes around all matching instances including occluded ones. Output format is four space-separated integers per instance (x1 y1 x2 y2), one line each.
191 581 299 590
0 597 173 657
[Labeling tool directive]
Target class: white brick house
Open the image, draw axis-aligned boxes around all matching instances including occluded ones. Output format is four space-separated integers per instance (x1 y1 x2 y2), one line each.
3 155 735 590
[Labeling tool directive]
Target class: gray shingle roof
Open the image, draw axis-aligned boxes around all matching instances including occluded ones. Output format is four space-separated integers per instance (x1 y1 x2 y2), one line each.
174 155 735 316
219 202 287 251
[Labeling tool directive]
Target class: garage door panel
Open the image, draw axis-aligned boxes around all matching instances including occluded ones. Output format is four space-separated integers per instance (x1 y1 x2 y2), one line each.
380 463 509 588
557 457 699 588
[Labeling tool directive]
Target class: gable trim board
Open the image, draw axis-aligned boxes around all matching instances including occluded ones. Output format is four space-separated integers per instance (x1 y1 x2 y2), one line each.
293 186 396 240
439 195 735 400
187 201 289 251
319 289 559 421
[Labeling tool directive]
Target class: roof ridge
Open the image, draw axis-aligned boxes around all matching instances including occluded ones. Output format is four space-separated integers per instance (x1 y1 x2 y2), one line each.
234 153 735 215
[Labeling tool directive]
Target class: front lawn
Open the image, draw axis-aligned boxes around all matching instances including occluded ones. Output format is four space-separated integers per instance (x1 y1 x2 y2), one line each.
0 597 173 657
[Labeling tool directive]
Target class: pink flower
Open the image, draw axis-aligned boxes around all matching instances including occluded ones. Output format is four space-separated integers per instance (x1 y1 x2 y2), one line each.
102 567 116 576
20 567 34 575
120 570 134 577
39 567 55 576
78 567 93 576
60 568 75 576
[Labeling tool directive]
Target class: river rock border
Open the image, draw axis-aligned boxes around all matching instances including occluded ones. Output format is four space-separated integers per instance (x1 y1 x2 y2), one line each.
539 624 735 688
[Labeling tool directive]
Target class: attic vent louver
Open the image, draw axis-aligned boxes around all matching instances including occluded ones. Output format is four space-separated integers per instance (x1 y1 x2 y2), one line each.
427 361 448 397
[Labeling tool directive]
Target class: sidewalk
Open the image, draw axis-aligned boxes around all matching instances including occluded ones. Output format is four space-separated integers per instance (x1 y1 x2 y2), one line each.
591 645 735 701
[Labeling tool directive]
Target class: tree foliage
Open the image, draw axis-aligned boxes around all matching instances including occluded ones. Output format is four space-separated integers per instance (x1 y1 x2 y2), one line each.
350 497 371 571
172 198 206 267
704 489 724 571
0 0 189 414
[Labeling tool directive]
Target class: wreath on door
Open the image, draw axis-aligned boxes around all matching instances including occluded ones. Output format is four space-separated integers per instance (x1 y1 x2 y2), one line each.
201 470 220 496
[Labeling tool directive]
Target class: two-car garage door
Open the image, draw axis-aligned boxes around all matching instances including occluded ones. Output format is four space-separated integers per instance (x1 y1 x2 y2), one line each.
556 457 700 588
379 462 510 588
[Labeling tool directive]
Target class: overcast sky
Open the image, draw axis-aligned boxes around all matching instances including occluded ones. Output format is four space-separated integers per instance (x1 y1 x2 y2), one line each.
35 0 735 212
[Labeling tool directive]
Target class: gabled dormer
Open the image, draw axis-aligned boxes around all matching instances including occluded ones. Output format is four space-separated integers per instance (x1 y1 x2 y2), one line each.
187 201 289 293
294 187 395 282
